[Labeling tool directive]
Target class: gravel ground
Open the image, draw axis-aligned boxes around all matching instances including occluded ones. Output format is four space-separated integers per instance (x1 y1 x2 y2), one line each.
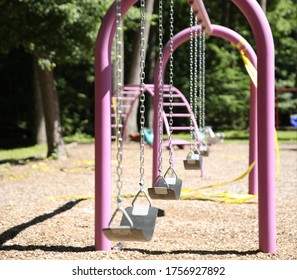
0 141 296 260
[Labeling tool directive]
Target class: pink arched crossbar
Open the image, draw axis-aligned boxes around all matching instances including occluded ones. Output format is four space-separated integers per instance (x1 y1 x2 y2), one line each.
95 0 276 253
152 24 258 196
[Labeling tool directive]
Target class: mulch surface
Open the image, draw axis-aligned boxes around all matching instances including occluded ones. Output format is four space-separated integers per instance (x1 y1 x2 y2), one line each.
0 141 296 260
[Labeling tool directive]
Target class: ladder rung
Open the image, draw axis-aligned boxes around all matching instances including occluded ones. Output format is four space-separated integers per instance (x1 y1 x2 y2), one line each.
118 97 135 101
163 94 179 98
171 126 192 130
123 86 140 90
165 113 191 117
111 104 131 108
163 102 186 106
111 124 123 127
121 91 140 95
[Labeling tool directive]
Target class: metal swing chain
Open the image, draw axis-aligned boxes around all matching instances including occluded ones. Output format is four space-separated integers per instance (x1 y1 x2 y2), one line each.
115 0 124 207
189 7 194 150
168 0 175 168
157 0 164 176
139 0 146 191
201 31 206 130
193 16 199 146
198 23 203 132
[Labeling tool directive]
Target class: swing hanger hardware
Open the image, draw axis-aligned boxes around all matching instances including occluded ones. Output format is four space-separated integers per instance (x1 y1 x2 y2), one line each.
149 166 182 200
184 146 203 170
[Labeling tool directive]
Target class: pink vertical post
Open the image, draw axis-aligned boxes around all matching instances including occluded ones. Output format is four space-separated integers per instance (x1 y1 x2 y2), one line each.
249 83 258 195
95 0 137 251
232 0 276 253
94 5 113 251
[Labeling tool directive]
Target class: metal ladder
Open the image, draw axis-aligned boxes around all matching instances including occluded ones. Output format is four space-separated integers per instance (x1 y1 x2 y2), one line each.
111 84 200 145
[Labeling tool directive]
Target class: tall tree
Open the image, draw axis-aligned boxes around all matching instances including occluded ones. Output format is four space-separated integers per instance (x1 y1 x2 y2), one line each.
33 56 47 145
0 0 105 157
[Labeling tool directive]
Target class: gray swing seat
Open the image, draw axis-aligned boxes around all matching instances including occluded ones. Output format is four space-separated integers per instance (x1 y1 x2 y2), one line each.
103 191 164 242
199 144 210 157
183 149 203 170
148 168 182 200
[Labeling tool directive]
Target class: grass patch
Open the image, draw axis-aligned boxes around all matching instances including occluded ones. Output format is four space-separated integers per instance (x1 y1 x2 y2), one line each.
0 145 47 163
223 130 249 142
277 130 297 142
64 132 94 144
171 130 296 143
0 130 295 164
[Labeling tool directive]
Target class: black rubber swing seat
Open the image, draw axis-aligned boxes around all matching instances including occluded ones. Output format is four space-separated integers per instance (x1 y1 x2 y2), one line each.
148 168 182 200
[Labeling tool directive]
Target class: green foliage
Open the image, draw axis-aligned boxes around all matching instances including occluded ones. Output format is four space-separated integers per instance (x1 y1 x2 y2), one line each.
55 62 94 136
0 0 109 146
268 0 297 88
266 0 297 127
0 0 296 147
0 0 106 67
277 92 297 127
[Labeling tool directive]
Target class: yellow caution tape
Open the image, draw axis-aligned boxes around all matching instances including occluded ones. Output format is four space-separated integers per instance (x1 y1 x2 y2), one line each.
231 38 248 50
233 41 280 181
231 40 257 87
182 161 256 193
240 50 257 87
119 161 256 203
181 191 256 203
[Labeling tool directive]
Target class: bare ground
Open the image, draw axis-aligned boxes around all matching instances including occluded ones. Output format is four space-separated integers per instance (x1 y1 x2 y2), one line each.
0 141 296 260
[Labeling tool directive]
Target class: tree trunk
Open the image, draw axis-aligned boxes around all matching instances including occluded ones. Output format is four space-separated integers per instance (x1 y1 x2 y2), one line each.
124 0 155 140
261 0 267 14
37 64 67 158
221 0 231 27
33 57 47 145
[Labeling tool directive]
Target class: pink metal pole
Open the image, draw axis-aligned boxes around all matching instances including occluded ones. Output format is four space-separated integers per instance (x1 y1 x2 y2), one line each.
249 82 258 195
95 0 137 251
153 25 258 195
232 0 276 253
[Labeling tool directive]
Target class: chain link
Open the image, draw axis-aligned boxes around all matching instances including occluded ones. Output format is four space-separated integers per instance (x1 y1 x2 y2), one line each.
198 23 203 132
139 0 146 190
202 31 206 130
168 0 174 168
198 26 206 134
115 0 123 207
189 7 194 149
193 17 198 146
